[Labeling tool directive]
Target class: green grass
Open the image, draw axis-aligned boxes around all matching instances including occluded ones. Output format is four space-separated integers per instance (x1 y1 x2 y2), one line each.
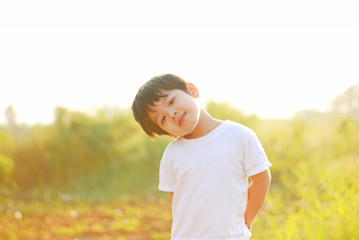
2 154 358 240
252 155 359 240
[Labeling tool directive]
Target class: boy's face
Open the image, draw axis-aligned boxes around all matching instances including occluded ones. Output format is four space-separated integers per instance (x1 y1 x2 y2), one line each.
148 84 201 138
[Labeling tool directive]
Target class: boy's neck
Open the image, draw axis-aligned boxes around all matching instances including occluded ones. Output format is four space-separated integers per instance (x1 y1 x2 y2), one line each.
183 109 222 139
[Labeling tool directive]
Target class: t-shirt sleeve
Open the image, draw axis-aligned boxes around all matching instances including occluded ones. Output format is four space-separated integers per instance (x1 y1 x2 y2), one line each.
158 146 176 192
243 133 272 177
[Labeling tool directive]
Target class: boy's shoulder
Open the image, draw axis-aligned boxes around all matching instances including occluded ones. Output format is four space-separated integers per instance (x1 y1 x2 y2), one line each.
223 120 255 134
217 120 256 141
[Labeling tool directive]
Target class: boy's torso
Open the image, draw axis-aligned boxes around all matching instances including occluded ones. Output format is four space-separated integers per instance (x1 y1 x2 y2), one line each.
160 120 270 240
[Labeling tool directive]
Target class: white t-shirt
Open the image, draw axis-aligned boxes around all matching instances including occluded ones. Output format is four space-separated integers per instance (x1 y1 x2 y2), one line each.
158 120 272 240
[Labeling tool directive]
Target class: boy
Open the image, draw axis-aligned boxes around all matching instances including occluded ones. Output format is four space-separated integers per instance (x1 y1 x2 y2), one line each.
132 74 271 240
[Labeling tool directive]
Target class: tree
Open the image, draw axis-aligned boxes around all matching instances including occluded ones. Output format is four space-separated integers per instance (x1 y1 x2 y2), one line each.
330 85 359 118
4 105 17 131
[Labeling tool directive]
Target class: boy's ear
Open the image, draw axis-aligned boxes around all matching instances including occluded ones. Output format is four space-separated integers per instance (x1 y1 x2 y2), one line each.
186 83 199 98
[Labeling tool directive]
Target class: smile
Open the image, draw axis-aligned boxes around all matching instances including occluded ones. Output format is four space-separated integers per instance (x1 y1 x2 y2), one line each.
179 113 186 126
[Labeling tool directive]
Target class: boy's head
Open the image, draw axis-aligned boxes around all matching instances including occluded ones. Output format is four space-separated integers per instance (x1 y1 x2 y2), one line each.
132 73 195 138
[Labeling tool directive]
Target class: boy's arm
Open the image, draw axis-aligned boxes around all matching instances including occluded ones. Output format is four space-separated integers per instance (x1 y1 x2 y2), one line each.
245 169 271 231
169 192 174 199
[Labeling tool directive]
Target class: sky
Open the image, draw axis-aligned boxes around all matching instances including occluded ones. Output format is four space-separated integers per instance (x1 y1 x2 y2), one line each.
1 1 359 124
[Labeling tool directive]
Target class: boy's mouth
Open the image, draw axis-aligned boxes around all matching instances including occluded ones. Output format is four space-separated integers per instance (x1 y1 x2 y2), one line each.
179 113 186 126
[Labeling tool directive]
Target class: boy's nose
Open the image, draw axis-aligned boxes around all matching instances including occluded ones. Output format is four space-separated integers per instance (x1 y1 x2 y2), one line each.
170 111 178 121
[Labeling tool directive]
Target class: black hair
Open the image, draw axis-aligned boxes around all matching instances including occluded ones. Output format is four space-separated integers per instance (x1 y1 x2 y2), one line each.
131 73 190 138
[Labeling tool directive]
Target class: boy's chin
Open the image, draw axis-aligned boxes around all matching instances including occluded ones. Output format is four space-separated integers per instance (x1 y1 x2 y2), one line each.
170 132 191 138
168 125 198 138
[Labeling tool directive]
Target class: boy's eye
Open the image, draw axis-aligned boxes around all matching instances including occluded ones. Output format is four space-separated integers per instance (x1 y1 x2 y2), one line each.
169 98 175 106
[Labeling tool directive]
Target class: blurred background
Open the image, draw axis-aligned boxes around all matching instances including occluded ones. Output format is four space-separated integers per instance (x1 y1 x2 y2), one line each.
1 1 359 239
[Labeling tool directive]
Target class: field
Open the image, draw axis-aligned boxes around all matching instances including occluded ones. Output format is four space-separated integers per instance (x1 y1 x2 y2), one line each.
1 101 359 239
1 194 172 240
2 157 358 240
